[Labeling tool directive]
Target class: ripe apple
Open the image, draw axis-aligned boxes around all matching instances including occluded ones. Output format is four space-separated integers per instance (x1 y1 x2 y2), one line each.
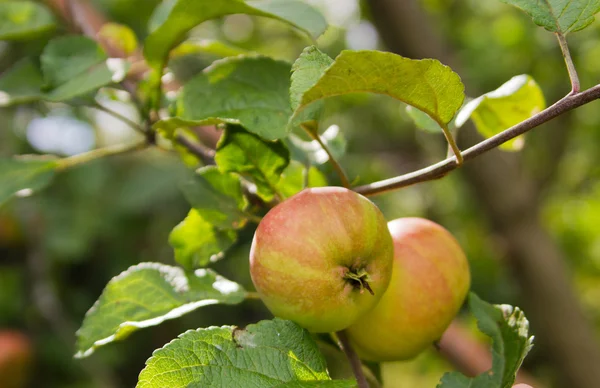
0 330 33 388
250 187 394 333
346 217 471 361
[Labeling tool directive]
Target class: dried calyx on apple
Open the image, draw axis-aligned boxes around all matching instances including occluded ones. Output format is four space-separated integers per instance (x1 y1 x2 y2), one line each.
249 187 394 333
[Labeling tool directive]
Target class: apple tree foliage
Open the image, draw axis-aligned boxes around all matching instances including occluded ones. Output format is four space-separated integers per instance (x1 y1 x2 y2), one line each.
2 0 600 386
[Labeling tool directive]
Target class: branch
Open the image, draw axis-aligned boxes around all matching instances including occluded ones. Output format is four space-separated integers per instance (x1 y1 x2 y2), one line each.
354 84 600 196
336 331 369 388
556 32 580 94
55 141 148 171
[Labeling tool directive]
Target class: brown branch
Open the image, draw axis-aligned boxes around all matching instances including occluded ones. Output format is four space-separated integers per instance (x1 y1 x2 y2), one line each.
354 84 600 196
336 331 369 388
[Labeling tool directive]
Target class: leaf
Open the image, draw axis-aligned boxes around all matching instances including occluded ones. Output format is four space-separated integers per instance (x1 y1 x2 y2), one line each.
160 56 292 140
406 105 442 133
179 166 249 229
499 0 600 34
455 75 545 151
0 1 56 41
171 39 250 59
97 23 139 56
169 209 238 269
437 293 534 388
277 161 328 199
0 156 58 207
291 49 465 130
0 58 44 107
137 318 356 388
215 125 290 202
143 0 327 79
40 36 129 101
75 263 245 358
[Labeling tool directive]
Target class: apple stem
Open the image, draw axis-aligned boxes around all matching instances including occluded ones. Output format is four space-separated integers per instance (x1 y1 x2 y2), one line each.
337 330 370 388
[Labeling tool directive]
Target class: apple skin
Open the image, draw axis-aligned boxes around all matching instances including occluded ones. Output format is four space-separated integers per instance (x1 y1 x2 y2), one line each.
250 187 394 333
0 330 33 388
346 217 471 361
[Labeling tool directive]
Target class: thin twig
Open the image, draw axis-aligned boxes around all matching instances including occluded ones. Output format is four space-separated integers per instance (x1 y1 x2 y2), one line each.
301 124 351 188
336 330 369 388
55 141 148 172
91 102 147 134
556 32 580 94
440 123 463 164
174 133 216 165
354 84 600 196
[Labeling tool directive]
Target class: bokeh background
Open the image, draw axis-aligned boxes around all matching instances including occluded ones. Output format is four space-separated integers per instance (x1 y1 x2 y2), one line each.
1 0 600 387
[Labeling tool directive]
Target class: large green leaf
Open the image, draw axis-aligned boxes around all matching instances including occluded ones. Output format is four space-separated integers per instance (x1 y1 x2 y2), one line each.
169 209 237 269
0 58 44 107
75 263 246 358
455 75 545 151
215 125 290 202
137 319 356 388
437 293 534 388
499 0 600 34
143 0 327 107
291 49 465 130
40 36 129 101
0 156 58 206
0 1 56 40
179 166 249 229
158 56 292 140
276 161 328 199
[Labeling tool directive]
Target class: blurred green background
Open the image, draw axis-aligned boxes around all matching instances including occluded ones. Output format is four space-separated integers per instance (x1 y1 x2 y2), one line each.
1 0 600 387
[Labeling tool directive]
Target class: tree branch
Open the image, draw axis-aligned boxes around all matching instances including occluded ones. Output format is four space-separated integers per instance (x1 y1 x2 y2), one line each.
336 331 369 388
354 84 600 196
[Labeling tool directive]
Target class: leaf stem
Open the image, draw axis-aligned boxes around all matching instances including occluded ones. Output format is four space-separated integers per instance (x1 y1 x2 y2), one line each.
440 123 463 165
336 330 369 388
55 141 148 172
301 124 351 189
245 291 262 300
556 32 580 94
354 84 600 196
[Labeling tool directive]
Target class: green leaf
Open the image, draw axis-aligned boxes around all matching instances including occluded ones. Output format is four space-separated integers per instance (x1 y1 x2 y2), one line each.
0 156 58 207
162 56 292 140
291 49 465 130
143 0 327 108
437 293 534 388
40 36 129 101
405 105 443 133
0 1 56 40
179 166 249 229
75 263 245 358
0 58 44 107
97 23 139 56
215 125 290 202
277 161 328 199
169 209 237 269
455 75 545 151
137 318 356 388
171 39 250 59
499 0 600 34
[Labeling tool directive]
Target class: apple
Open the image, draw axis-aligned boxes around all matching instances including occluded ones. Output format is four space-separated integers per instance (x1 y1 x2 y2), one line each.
0 330 33 388
249 187 394 333
346 217 471 361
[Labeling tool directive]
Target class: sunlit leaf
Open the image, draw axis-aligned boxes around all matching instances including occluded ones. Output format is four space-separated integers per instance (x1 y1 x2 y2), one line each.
97 23 139 56
276 161 328 199
0 1 56 41
137 318 355 388
455 75 545 151
291 48 464 131
437 293 534 388
75 263 245 358
499 0 600 34
169 209 237 268
215 126 290 202
171 39 250 59
0 156 58 206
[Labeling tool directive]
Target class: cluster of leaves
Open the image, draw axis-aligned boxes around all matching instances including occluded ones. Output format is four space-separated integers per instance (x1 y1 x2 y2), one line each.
2 0 599 386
